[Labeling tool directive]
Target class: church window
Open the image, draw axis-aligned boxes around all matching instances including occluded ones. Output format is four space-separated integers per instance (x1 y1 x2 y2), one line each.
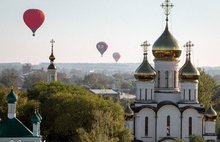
145 89 148 100
165 71 169 88
151 89 153 100
183 89 185 100
194 89 196 100
189 90 191 101
140 89 142 100
174 71 177 88
189 117 192 135
167 115 170 136
145 117 148 136
158 71 160 88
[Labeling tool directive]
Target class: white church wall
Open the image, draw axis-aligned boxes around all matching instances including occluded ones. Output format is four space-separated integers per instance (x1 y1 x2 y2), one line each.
136 81 155 101
157 105 181 141
135 108 155 142
182 108 203 142
180 82 198 102
155 92 181 103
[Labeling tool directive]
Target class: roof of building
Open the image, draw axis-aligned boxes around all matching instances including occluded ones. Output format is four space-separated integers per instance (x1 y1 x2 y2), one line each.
124 104 134 116
6 89 17 104
205 105 217 118
134 55 156 81
152 24 179 51
90 89 118 95
31 113 41 124
0 118 34 137
47 63 56 69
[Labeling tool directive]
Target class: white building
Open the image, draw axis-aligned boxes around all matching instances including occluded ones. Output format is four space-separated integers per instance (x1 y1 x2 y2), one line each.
125 0 217 142
0 89 42 142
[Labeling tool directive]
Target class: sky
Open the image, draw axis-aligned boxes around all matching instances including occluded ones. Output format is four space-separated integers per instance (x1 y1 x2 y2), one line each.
0 0 220 67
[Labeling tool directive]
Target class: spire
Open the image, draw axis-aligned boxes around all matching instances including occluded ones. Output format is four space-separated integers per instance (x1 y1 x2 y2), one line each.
161 0 174 23
49 39 55 62
140 40 150 60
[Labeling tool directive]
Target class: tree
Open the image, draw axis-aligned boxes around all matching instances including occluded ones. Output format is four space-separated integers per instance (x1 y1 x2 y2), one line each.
198 69 217 108
0 69 20 87
189 134 205 142
22 82 132 142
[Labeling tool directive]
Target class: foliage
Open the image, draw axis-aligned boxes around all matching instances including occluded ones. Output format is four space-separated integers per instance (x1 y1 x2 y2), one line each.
198 69 217 108
21 82 132 142
0 69 20 87
189 134 205 142
174 138 184 142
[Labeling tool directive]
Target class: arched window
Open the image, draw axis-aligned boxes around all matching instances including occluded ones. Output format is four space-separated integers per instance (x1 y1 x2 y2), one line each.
165 71 169 88
183 89 185 100
167 116 170 136
189 117 192 135
189 90 191 101
145 89 148 100
174 71 177 88
140 89 142 100
158 71 160 88
145 117 148 136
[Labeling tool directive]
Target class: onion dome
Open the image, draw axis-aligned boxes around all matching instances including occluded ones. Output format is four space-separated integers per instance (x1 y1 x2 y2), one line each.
31 112 41 124
179 41 200 81
124 103 134 117
7 89 17 104
152 24 181 60
152 0 181 60
49 53 55 62
134 41 156 81
205 105 217 121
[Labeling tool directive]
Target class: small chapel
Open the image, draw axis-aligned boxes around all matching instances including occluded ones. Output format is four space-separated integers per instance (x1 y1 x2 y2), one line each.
0 89 42 142
125 0 217 142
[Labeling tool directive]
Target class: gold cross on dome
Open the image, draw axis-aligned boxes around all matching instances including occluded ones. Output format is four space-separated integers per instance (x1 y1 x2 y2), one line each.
50 39 55 47
141 40 151 53
184 41 194 55
161 0 174 21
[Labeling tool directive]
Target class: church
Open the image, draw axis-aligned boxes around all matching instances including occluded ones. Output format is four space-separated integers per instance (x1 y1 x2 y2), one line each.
125 0 217 142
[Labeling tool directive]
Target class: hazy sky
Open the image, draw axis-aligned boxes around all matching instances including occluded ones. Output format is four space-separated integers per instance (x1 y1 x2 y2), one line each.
0 0 220 67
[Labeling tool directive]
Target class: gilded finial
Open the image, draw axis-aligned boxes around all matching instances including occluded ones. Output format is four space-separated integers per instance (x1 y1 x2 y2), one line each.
49 39 55 62
184 41 194 58
141 40 150 55
161 0 174 22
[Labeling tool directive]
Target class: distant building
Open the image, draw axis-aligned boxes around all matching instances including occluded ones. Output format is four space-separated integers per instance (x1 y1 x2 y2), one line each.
47 39 57 82
89 89 119 100
22 63 32 74
0 89 42 142
125 1 217 142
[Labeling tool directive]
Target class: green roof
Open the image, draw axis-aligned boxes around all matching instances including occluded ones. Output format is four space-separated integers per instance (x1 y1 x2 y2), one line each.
0 118 34 137
6 89 17 104
31 113 41 124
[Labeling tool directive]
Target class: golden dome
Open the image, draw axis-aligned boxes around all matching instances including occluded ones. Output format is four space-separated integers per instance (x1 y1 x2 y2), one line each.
179 41 200 81
134 41 156 81
134 55 156 81
205 105 217 120
152 24 181 60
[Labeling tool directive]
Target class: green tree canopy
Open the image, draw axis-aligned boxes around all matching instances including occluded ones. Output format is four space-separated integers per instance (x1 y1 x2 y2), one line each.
21 82 132 142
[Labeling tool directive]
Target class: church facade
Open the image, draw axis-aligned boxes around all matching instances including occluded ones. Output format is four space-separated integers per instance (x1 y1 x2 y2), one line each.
125 0 217 142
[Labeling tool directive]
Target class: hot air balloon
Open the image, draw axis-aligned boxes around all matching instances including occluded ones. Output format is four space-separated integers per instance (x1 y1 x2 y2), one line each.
96 42 108 56
113 52 121 62
23 9 45 36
